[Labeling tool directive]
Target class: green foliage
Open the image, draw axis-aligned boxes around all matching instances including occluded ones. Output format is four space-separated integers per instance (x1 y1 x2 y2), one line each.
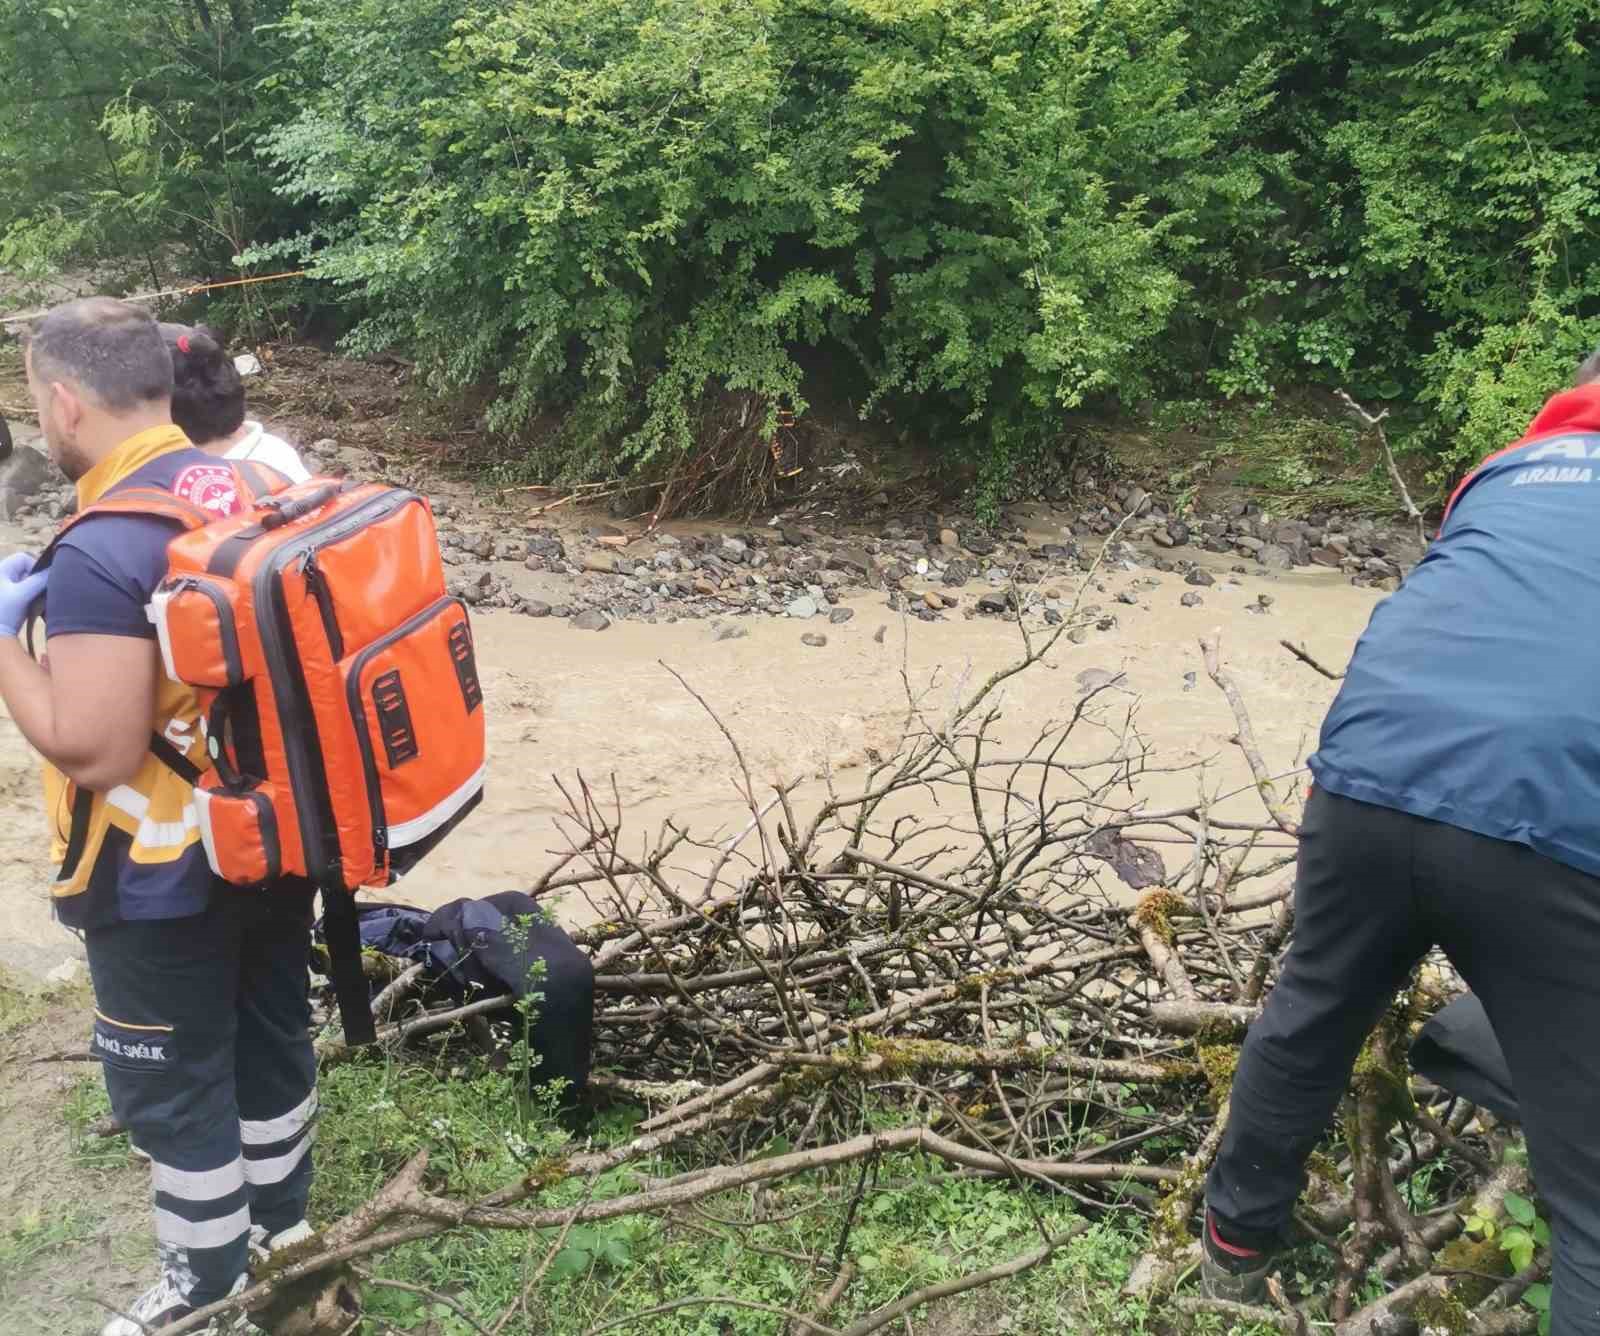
250 0 1279 494
7 0 1600 502
0 0 306 315
1466 1187 1552 1283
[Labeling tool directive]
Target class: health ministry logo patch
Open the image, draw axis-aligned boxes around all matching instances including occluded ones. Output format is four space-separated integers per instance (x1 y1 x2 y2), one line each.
171 464 243 517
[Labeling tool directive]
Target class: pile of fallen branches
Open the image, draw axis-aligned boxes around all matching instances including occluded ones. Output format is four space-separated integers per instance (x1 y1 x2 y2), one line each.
166 564 1536 1336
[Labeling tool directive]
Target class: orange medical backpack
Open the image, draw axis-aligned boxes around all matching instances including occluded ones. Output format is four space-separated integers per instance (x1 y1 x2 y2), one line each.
43 468 486 1043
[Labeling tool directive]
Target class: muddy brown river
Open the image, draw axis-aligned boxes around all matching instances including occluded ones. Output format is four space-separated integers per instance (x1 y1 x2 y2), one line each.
0 517 1382 979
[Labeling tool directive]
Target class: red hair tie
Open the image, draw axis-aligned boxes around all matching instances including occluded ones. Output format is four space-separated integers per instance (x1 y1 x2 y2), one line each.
177 335 191 354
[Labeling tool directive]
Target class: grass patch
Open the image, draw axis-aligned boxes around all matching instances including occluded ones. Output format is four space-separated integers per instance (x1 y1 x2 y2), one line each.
309 1052 1289 1335
0 1208 100 1304
1123 399 1406 518
0 968 47 1038
60 1071 130 1172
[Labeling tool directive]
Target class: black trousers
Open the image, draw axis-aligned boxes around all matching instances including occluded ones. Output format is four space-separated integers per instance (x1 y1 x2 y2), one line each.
1208 788 1600 1334
85 886 317 1307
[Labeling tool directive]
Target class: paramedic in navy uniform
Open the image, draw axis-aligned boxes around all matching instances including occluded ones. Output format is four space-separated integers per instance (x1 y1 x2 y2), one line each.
0 299 316 1334
1198 348 1600 1335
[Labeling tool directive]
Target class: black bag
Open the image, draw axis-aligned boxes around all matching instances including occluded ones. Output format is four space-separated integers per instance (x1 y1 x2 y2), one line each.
317 891 594 1094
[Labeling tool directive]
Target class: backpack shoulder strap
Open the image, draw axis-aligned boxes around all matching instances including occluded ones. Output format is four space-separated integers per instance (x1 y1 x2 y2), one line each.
234 459 288 505
34 488 214 575
37 457 282 572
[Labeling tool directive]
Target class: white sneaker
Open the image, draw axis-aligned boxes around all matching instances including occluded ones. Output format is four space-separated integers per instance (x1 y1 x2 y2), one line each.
247 1218 314 1265
100 1272 249 1335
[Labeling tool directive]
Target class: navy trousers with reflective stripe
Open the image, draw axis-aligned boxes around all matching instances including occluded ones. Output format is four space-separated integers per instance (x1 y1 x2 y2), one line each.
85 884 317 1306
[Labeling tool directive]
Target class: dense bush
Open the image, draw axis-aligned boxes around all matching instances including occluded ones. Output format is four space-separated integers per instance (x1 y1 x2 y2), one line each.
5 0 1600 503
0 0 302 292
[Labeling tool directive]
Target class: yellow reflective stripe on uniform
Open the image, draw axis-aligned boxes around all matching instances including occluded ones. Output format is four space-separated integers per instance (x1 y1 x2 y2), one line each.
104 786 200 850
45 671 209 895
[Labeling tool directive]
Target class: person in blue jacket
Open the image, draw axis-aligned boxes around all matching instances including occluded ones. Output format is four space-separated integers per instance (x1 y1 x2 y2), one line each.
1201 353 1600 1335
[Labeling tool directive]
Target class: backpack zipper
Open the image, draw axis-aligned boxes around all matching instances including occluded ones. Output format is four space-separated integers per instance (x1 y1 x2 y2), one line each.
301 556 345 661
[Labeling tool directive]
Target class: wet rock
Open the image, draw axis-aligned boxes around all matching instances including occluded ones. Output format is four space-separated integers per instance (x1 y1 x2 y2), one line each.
1075 668 1127 693
1310 547 1343 568
942 561 972 588
570 609 611 631
801 632 828 648
828 607 856 625
1259 543 1295 571
45 958 89 988
1272 522 1304 547
1152 527 1175 549
786 595 819 619
829 547 873 579
1043 608 1062 625
523 599 552 618
525 535 566 567
1184 568 1215 588
962 533 998 557
1180 591 1203 607
583 552 619 575
1235 536 1265 556
0 447 54 520
975 592 1011 615
1116 591 1139 606
1163 521 1191 548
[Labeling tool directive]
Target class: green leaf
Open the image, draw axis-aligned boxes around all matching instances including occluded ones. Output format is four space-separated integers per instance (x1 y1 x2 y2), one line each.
546 1246 591 1280
1501 1227 1536 1272
1504 1193 1537 1227
1533 1218 1552 1247
1524 1283 1552 1313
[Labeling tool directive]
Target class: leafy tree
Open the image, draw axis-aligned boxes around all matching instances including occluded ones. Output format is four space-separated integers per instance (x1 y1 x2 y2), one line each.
0 0 299 290
7 0 1600 501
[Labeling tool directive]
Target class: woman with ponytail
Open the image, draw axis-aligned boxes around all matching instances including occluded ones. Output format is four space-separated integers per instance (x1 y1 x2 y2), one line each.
160 323 310 484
